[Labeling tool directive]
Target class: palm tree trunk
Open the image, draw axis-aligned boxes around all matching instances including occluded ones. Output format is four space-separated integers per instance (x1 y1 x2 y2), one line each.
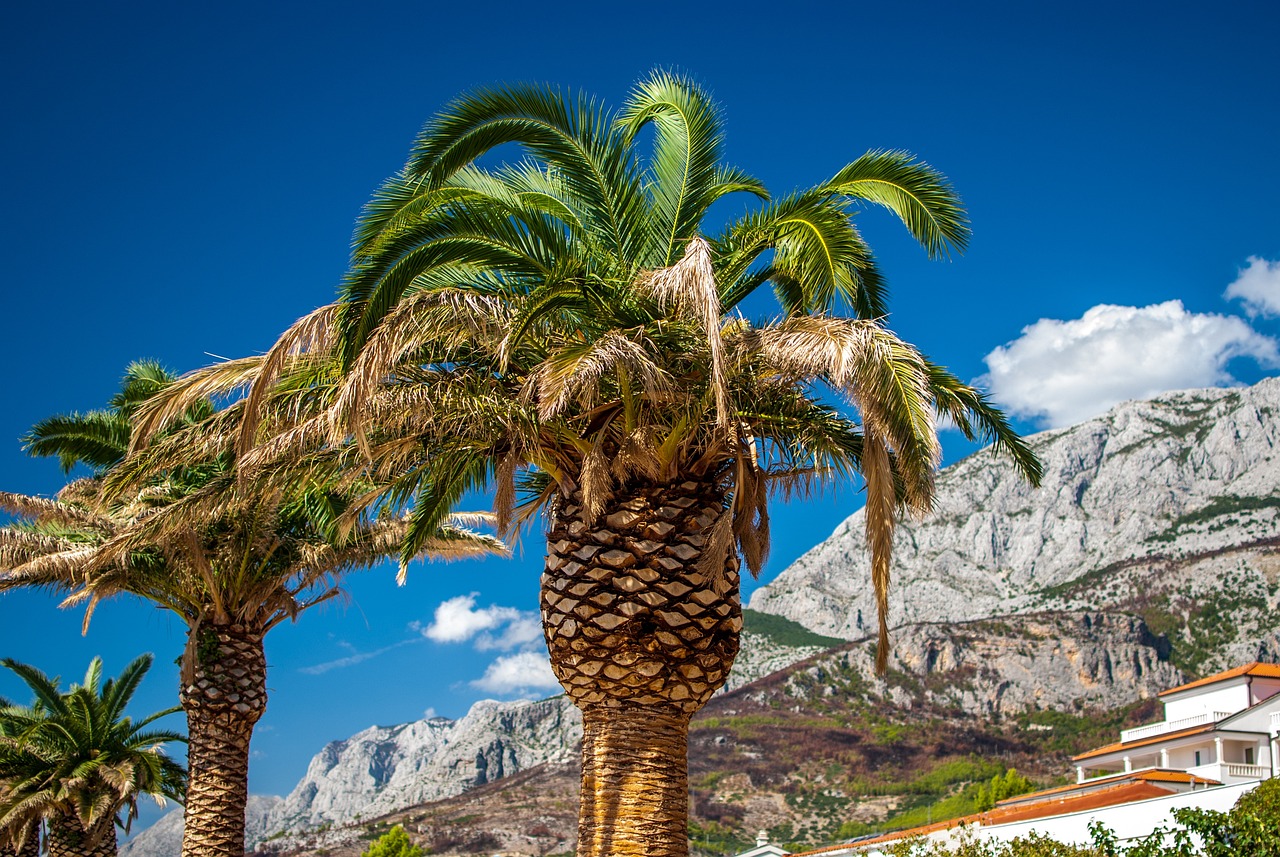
179 621 267 857
579 706 691 856
2 825 40 857
15 829 40 857
46 813 116 857
542 480 741 857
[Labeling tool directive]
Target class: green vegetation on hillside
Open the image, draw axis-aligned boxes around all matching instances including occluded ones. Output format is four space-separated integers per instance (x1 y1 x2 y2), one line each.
361 825 422 857
743 609 846 649
1146 493 1280 544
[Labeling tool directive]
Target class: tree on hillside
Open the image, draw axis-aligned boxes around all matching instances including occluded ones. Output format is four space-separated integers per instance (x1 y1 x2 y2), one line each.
0 364 506 857
361 825 423 857
195 71 1040 857
0 655 185 857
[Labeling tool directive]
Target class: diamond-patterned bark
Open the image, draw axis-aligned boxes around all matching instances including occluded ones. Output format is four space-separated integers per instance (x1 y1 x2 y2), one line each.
180 622 266 857
46 812 116 857
543 480 743 857
541 480 741 714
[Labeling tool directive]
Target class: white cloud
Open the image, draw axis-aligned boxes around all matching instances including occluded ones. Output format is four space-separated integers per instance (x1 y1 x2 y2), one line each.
1225 256 1280 317
470 651 559 695
422 594 524 644
981 300 1279 429
475 615 543 651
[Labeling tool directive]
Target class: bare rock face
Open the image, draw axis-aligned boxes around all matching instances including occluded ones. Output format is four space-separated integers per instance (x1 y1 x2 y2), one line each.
263 696 582 838
750 378 1280 664
773 611 1184 717
119 795 280 857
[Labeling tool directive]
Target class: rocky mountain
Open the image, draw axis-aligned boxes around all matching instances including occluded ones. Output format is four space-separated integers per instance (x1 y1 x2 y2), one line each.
124 379 1280 856
750 379 1280 674
120 796 281 857
242 608 1184 856
121 620 826 857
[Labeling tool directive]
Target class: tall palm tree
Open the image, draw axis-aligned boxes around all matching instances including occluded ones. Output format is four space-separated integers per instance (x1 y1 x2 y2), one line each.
230 72 1040 857
0 655 185 857
0 364 506 857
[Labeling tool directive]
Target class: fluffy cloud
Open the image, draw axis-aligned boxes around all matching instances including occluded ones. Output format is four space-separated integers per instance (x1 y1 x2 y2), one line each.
1225 256 1280 317
474 614 543 651
981 300 1278 429
470 651 560 695
421 594 529 646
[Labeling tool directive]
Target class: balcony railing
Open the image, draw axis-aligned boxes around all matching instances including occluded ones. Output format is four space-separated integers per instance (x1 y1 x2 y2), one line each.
1187 762 1269 783
1120 711 1232 743
1224 763 1269 779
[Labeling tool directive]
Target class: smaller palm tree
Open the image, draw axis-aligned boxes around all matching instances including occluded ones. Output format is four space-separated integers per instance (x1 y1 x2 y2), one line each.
0 655 186 857
1 361 506 857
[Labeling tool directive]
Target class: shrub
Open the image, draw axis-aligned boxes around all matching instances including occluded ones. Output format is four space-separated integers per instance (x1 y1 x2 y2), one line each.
361 825 423 857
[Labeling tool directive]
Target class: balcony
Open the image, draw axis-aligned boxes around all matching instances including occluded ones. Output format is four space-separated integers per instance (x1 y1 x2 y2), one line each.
1188 762 1269 784
1120 711 1232 743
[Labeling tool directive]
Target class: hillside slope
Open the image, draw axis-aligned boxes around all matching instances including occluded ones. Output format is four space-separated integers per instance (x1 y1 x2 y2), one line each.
750 378 1280 675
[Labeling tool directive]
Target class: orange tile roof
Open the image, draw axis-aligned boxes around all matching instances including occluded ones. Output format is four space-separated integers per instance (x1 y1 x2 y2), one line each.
998 770 1219 806
1072 723 1215 761
1158 662 1280 697
788 779 1187 856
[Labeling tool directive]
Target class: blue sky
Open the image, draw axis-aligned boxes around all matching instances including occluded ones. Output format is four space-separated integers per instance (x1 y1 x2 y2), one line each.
2 1 1279 801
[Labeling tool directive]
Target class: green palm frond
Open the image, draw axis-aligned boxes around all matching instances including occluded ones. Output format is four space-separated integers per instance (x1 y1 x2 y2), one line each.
823 149 970 259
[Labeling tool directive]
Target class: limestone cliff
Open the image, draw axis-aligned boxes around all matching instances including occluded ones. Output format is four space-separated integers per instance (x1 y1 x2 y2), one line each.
750 378 1280 675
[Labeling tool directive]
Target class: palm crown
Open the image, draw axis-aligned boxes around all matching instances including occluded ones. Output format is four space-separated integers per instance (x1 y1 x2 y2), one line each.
0 655 185 855
294 72 1040 664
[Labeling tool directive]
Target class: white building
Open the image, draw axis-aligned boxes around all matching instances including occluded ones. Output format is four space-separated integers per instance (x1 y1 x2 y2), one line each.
1072 661 1280 786
780 662 1280 856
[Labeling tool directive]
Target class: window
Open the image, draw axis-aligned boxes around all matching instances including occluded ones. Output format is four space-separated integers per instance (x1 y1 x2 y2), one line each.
1245 748 1254 765
1194 751 1201 765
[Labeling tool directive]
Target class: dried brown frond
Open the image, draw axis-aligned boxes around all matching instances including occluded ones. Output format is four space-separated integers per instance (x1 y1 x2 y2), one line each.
578 435 613 526
494 451 518 535
130 356 264 451
746 316 939 513
333 289 508 450
0 491 112 530
697 504 737 591
612 426 663 482
635 236 731 429
238 303 341 458
7 547 96 588
530 330 670 422
861 430 896 675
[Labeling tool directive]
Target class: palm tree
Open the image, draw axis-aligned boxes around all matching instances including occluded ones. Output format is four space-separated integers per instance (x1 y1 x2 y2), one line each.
0 655 185 857
0 365 506 857
238 72 1041 857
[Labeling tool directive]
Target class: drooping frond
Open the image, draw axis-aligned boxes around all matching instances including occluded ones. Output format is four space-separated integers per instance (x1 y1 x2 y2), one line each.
635 237 730 429
129 356 264 450
823 149 971 260
926 362 1043 487
618 70 733 266
237 302 342 458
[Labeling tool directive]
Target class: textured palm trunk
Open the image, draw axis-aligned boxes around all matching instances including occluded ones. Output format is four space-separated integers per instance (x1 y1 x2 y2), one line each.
179 621 267 857
3 825 41 857
15 830 40 857
46 813 116 857
542 480 741 857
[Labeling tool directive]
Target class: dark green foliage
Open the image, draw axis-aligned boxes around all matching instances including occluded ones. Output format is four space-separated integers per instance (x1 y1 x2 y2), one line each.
1146 493 1280 544
0 654 186 848
742 609 845 649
